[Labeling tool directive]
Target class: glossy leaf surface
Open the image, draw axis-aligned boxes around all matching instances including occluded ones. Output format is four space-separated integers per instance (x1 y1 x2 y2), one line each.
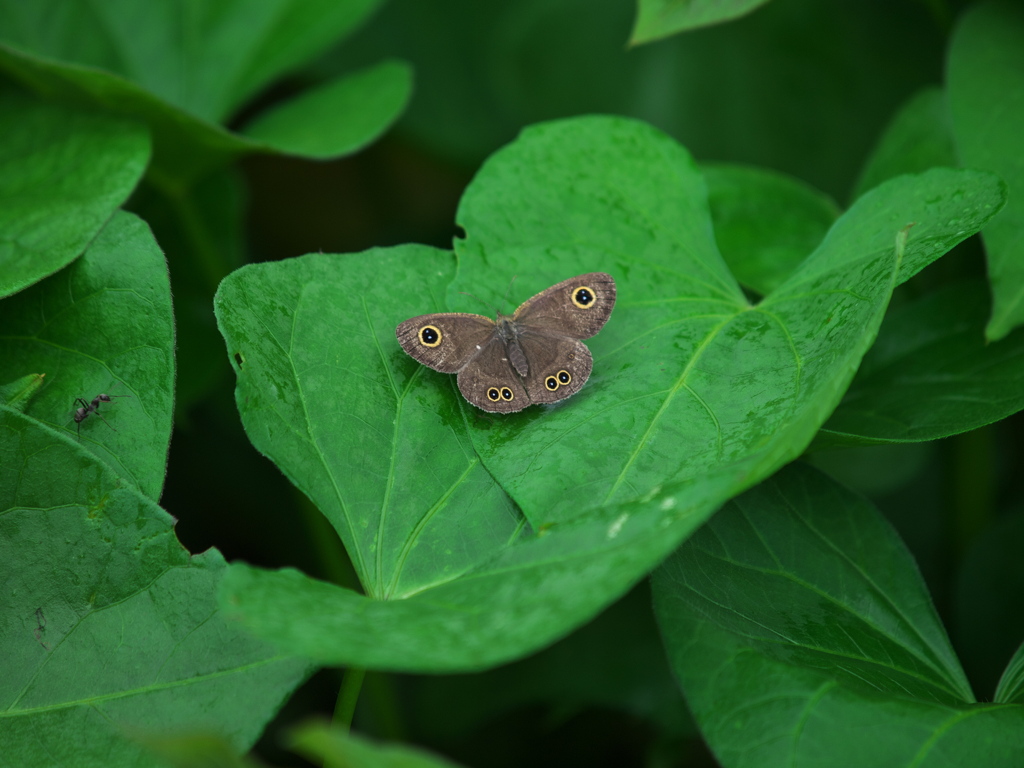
0 410 310 766
0 87 150 298
653 463 1024 767
0 211 175 501
216 117 1003 672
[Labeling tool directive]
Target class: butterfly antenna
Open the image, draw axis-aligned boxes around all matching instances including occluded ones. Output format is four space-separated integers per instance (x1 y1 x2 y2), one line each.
458 291 500 315
501 276 518 311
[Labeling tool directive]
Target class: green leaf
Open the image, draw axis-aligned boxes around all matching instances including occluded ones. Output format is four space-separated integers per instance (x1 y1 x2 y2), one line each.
0 0 403 181
0 409 311 767
0 86 150 299
215 246 523 605
452 116 1004 528
815 280 1024 447
0 373 46 412
216 117 1003 673
652 463 1024 766
998 643 1024 705
704 163 839 295
242 59 413 159
948 0 1024 340
216 246 697 672
631 0 772 43
0 0 381 122
290 722 465 768
852 87 956 202
0 211 175 502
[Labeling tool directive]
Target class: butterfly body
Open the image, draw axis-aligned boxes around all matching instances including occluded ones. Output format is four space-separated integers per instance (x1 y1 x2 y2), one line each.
396 273 616 413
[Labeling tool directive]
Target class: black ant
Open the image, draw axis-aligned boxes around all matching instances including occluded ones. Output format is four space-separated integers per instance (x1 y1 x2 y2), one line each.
72 391 131 438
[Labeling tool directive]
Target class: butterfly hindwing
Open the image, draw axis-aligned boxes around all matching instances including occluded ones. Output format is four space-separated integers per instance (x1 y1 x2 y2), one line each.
396 313 495 373
519 335 593 405
457 336 529 413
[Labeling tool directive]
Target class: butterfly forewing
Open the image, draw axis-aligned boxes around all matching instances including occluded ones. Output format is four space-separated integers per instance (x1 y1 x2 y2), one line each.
396 313 495 373
511 272 616 340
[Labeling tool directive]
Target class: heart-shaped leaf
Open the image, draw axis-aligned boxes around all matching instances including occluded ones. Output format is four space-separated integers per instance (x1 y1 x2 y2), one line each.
0 211 175 501
652 462 1024 766
216 116 1004 672
0 410 310 765
0 86 150 299
452 116 1004 528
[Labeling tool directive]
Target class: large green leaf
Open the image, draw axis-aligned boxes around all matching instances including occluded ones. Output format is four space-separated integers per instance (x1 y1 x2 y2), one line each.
216 245 524 604
0 0 408 181
816 280 1024 446
631 0 772 43
0 409 310 767
948 0 1024 341
452 117 1004 528
0 211 175 502
652 463 1024 767
215 117 1003 672
0 86 150 299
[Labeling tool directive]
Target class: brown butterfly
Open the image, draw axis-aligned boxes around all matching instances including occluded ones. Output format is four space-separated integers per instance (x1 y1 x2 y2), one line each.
396 273 616 413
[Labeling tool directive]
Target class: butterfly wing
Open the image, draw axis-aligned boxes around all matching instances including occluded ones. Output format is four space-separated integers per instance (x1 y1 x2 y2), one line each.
396 313 495 373
512 272 616 340
457 336 530 413
518 335 593 405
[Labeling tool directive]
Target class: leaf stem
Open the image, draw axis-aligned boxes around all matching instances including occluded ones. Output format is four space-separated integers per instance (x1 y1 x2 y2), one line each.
333 667 366 732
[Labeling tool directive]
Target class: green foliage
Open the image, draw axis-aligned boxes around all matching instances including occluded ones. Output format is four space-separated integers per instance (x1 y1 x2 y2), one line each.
0 407 310 767
948 0 1024 340
2 1 1024 766
0 0 409 180
632 0 771 43
653 463 1024 767
0 87 150 298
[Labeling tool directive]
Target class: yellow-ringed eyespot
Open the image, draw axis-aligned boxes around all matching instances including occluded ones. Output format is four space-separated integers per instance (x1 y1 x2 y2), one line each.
419 325 442 347
500 387 514 401
557 370 571 385
545 375 559 391
571 286 596 308
487 387 501 402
